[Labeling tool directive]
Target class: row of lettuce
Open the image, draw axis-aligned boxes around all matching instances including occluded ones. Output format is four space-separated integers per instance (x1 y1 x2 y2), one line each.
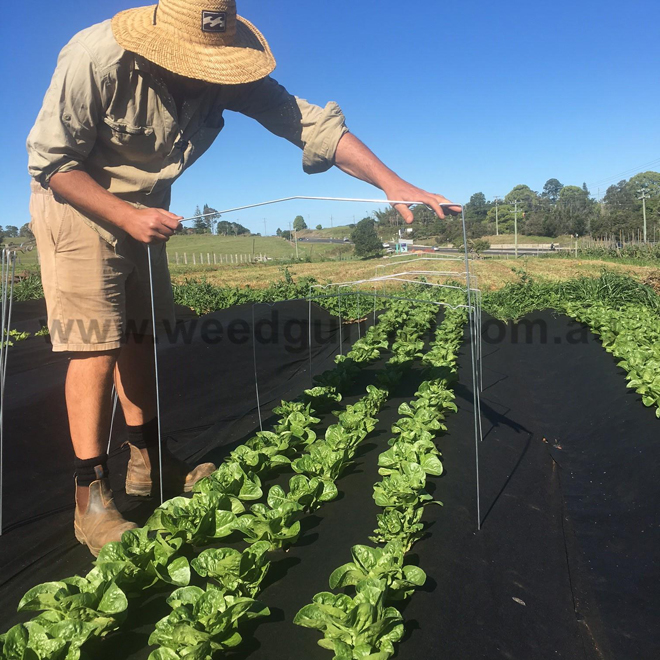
147 294 443 659
0 284 466 660
293 304 466 659
484 269 660 419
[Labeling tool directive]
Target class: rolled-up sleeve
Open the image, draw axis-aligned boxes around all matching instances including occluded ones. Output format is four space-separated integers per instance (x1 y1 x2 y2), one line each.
225 76 349 174
27 40 104 186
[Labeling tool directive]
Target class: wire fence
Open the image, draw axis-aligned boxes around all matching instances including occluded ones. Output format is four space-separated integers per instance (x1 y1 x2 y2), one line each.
167 252 269 266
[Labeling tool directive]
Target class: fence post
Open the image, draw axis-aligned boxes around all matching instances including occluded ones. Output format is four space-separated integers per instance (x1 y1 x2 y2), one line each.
193 253 196 265
207 252 210 265
213 253 217 264
200 252 203 265
184 252 188 265
176 252 179 265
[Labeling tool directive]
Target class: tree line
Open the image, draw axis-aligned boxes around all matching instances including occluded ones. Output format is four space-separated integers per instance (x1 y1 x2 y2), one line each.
190 204 251 236
374 171 660 241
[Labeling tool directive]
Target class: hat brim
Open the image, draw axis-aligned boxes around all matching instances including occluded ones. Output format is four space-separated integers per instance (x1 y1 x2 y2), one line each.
112 6 275 85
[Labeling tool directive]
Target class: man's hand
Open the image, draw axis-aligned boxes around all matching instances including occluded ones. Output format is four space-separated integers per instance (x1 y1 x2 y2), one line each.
50 169 183 243
383 182 461 224
334 133 461 224
125 208 182 244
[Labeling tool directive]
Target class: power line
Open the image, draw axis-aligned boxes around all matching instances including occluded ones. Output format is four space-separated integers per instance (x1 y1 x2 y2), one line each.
587 157 660 189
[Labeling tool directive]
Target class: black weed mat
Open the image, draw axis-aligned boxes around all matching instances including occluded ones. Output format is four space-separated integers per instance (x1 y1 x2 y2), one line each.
1 308 659 660
0 299 366 616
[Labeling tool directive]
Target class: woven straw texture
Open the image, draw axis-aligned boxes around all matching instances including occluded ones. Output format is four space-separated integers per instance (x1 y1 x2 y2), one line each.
112 0 275 84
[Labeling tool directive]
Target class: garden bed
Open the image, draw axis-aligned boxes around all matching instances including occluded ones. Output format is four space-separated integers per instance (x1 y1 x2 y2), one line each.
0 303 658 659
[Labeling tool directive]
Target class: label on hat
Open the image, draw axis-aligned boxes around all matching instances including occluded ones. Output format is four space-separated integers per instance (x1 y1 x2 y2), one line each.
202 11 227 33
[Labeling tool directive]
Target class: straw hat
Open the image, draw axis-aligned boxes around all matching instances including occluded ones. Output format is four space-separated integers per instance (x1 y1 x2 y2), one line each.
112 0 276 84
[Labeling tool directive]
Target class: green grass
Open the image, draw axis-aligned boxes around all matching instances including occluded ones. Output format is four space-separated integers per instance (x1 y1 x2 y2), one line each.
297 225 354 240
166 234 295 260
166 234 354 264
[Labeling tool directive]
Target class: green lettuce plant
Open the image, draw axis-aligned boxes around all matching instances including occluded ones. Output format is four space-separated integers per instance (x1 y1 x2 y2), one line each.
329 542 426 601
147 587 269 659
293 579 404 660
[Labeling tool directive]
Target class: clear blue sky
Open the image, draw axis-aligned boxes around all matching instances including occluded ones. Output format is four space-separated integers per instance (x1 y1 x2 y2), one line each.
1 0 659 234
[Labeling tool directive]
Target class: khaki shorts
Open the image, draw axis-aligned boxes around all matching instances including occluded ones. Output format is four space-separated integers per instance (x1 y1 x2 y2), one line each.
29 181 175 352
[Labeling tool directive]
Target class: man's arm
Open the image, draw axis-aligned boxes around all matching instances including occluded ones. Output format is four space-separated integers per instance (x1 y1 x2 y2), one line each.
27 37 180 244
334 133 460 223
49 170 182 244
225 77 459 223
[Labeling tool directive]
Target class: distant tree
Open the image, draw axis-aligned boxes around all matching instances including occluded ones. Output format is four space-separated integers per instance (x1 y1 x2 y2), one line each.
203 204 221 234
626 171 660 194
505 184 539 208
217 220 250 236
351 217 382 258
5 225 18 238
276 228 282 237
281 230 292 241
293 215 307 231
486 204 515 233
19 223 33 238
374 207 400 227
316 224 323 230
471 238 491 255
193 205 207 234
542 178 564 203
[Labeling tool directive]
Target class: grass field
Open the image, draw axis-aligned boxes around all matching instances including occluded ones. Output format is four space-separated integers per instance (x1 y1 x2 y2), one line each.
169 255 658 292
8 233 355 271
165 234 354 262
297 225 353 240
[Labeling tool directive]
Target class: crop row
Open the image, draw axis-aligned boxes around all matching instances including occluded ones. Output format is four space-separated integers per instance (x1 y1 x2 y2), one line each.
563 301 660 418
0 288 445 660
293 301 467 659
147 296 442 658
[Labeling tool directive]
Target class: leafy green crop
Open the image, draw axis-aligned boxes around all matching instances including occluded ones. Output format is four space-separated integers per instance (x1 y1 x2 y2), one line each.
191 542 271 598
148 587 269 659
329 542 426 601
235 501 303 550
296 301 466 659
294 579 404 660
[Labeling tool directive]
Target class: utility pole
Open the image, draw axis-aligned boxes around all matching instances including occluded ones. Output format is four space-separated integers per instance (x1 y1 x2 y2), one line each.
330 215 333 228
263 218 267 237
512 200 521 258
493 196 501 236
289 221 299 259
638 187 650 243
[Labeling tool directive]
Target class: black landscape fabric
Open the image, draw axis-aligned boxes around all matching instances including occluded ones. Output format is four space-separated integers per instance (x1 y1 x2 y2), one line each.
0 304 658 660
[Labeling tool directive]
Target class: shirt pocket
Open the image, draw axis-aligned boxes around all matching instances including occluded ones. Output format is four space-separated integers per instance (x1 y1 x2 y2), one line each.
101 116 157 163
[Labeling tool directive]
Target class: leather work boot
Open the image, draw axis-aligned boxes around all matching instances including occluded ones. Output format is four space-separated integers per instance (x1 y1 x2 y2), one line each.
125 443 216 498
74 477 138 557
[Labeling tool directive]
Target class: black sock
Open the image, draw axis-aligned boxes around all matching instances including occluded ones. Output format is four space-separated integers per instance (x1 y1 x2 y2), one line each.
74 453 109 487
127 417 159 450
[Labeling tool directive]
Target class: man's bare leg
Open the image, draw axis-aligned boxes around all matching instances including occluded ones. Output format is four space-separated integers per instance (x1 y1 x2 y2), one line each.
115 333 215 495
66 351 118 511
114 334 156 426
67 349 138 556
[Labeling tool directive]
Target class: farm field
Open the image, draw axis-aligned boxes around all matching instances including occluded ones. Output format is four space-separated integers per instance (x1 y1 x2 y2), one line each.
6 233 356 271
168 255 657 292
164 234 355 262
1 271 658 659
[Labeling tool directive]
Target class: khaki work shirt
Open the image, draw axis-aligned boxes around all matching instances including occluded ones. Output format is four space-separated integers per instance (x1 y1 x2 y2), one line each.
27 20 348 241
